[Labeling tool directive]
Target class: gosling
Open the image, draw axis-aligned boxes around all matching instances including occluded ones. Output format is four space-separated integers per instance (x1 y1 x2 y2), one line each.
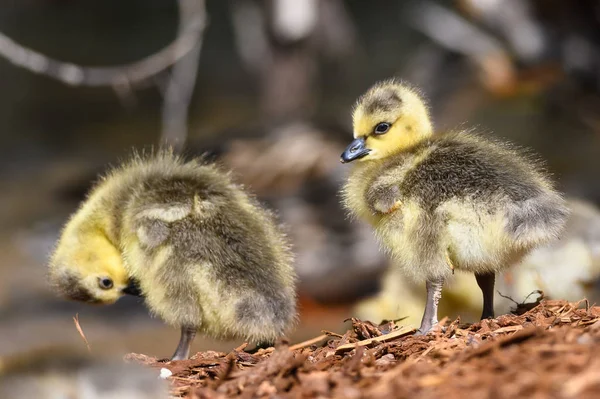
340 79 568 334
49 150 297 359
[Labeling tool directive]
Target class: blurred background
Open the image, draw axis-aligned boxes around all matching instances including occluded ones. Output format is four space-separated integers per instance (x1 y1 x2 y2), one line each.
2 0 600 359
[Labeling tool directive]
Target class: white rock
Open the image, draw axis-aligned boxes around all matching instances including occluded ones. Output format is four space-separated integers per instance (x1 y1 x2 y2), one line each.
159 368 172 379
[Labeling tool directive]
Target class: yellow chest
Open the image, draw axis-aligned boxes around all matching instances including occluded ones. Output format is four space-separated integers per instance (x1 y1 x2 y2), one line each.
341 154 422 226
342 163 383 226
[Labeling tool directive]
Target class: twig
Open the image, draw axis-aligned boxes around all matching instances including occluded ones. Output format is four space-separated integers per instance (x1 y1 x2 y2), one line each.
234 342 249 352
160 0 206 152
322 330 344 338
73 314 91 353
523 290 544 303
497 291 520 306
0 1 206 88
289 334 328 351
335 326 416 354
229 0 271 73
489 325 524 335
463 327 541 360
415 344 436 362
0 1 208 152
409 1 504 59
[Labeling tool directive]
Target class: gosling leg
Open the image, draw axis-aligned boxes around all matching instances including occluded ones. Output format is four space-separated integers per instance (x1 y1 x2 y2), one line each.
171 326 197 360
475 272 495 320
416 278 444 335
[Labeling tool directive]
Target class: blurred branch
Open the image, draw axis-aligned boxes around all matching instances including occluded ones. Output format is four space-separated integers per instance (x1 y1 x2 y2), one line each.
229 0 271 73
411 1 504 62
410 1 515 95
161 0 206 152
0 2 206 88
459 0 546 63
0 0 207 152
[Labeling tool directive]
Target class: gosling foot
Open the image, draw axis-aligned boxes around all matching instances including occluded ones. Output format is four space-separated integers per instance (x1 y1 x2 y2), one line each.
171 326 197 361
415 322 446 336
416 278 444 335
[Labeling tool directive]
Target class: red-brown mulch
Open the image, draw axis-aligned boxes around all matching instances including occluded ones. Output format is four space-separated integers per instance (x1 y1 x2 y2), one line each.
126 299 600 398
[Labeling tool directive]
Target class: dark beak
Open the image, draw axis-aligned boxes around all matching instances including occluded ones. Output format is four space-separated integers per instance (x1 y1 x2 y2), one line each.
340 137 371 163
122 278 143 297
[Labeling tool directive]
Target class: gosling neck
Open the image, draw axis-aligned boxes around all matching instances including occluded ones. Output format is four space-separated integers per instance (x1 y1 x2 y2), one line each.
69 178 128 246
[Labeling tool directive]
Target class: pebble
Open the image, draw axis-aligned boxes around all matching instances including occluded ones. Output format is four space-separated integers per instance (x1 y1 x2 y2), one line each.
159 368 172 379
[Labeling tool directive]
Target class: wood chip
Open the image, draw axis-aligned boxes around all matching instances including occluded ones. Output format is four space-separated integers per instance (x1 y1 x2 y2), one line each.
124 300 600 399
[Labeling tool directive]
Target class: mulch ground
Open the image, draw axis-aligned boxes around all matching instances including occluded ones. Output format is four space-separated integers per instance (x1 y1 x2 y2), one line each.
126 299 600 399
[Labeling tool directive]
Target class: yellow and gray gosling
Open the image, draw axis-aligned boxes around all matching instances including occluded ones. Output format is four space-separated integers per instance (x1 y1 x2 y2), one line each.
340 79 568 334
49 151 297 359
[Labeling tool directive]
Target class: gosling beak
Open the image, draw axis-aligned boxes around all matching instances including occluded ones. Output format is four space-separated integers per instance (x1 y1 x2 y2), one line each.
340 137 371 163
122 278 142 297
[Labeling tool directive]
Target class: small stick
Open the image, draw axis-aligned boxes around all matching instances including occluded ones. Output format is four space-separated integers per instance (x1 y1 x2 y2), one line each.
335 326 416 354
322 330 344 338
523 290 544 303
73 314 91 353
415 344 435 362
234 343 249 352
289 334 329 351
489 325 523 335
497 291 520 305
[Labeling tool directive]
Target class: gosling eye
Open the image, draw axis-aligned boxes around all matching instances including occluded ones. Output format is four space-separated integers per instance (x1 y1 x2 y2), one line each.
98 277 114 290
374 122 391 135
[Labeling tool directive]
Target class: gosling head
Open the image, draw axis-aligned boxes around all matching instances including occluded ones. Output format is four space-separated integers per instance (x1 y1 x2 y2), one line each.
341 80 433 163
48 231 138 305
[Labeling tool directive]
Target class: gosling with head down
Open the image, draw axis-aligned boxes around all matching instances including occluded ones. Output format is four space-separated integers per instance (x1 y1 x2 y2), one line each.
341 79 568 334
49 151 297 359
